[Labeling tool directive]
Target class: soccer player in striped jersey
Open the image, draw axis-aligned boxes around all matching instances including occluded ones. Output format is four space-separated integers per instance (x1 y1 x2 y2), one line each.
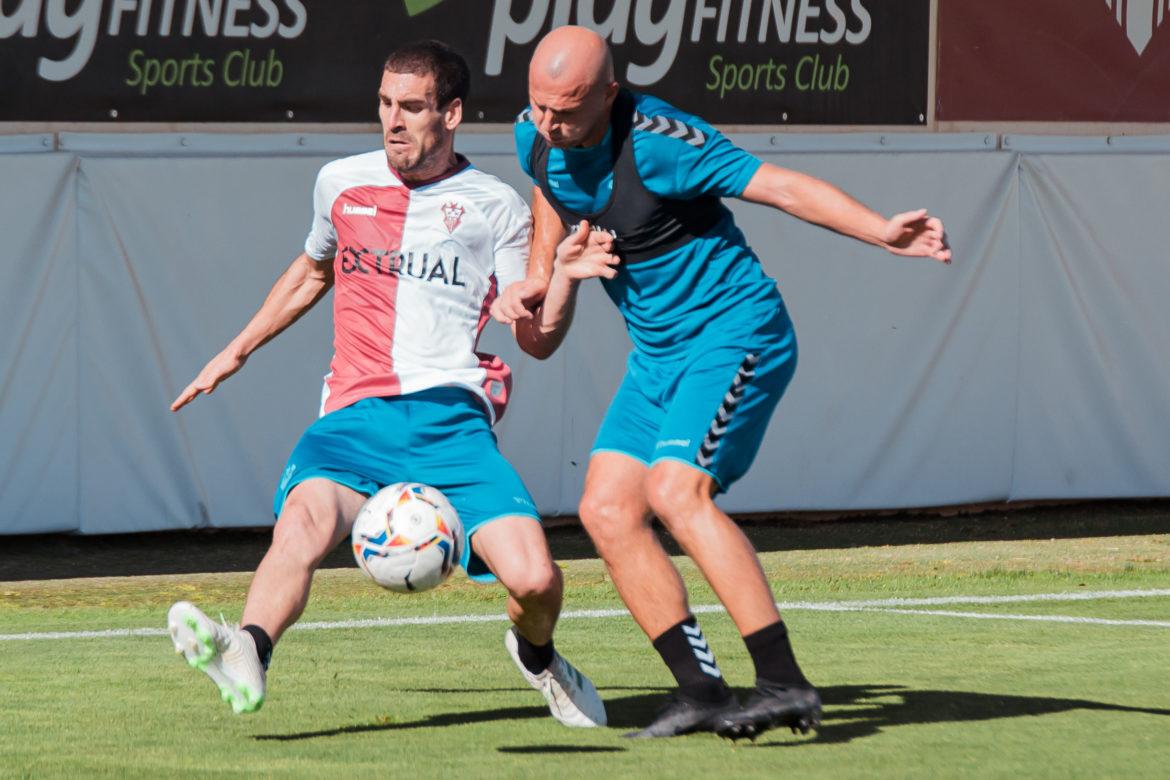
165 40 604 728
498 26 950 739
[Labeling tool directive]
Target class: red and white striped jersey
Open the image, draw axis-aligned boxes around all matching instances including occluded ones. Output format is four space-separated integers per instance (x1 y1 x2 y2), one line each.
304 151 530 422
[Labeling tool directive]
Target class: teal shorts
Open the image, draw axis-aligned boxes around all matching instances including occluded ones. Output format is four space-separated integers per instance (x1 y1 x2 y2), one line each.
592 326 797 492
274 388 540 582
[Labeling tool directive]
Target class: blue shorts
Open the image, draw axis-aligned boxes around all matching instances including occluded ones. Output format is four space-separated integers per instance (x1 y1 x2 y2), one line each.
593 326 797 492
274 387 540 582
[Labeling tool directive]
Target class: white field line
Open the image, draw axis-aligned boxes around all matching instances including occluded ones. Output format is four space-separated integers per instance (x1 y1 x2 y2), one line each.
862 607 1170 628
2 588 1168 642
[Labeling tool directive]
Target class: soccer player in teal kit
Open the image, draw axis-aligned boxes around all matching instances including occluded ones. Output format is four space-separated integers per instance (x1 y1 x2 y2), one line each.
497 26 950 739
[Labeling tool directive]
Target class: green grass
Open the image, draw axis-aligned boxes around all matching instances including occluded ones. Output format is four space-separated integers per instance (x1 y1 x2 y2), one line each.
1 531 1168 778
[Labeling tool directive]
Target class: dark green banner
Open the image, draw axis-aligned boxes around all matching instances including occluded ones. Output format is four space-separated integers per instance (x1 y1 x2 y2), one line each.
0 0 929 124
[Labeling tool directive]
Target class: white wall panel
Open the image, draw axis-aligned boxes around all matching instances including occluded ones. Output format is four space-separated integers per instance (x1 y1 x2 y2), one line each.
1013 155 1170 499
0 154 79 534
2 134 1168 534
75 156 333 532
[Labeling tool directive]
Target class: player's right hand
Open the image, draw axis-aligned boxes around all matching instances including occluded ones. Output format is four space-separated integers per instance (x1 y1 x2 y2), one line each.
882 209 952 264
554 220 620 281
491 278 549 325
170 348 247 411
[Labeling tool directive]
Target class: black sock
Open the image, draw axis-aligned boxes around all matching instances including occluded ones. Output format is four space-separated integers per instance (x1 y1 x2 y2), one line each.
744 620 808 687
241 624 273 670
652 616 730 704
514 631 555 674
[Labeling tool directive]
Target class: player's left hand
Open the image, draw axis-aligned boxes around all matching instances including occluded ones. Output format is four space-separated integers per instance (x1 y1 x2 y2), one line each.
882 209 952 264
491 278 549 325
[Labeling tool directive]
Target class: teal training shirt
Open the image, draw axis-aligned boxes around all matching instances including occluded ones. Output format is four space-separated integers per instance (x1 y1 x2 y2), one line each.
515 92 791 358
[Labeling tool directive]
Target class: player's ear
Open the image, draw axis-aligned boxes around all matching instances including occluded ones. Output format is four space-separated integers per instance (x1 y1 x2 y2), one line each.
443 97 463 131
602 81 620 108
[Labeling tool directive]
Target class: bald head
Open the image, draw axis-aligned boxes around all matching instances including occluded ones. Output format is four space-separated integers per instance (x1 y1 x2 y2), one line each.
527 26 618 148
530 25 614 91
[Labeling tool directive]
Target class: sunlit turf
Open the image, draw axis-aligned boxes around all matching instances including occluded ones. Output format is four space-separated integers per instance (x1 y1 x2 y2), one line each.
1 530 1167 778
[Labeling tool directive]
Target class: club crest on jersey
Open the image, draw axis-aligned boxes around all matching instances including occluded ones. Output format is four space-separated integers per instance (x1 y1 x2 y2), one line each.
441 201 465 234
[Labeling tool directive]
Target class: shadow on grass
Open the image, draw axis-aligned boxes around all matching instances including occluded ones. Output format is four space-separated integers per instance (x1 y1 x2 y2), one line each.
753 684 1170 747
392 686 669 694
253 704 552 741
498 745 626 754
253 684 1170 743
253 690 673 741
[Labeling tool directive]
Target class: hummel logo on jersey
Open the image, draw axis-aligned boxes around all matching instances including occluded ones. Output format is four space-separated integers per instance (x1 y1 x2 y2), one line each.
342 203 378 217
569 222 618 239
441 201 465 233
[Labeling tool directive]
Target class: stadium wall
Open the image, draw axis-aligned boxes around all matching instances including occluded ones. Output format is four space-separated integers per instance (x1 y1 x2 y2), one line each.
1 133 1168 535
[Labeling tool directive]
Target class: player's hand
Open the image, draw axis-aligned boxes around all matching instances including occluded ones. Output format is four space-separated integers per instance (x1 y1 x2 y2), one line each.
882 209 952 264
554 220 621 281
171 348 247 411
491 278 549 325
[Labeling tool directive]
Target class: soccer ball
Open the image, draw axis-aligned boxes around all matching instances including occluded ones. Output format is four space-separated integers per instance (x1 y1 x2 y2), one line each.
351 483 464 593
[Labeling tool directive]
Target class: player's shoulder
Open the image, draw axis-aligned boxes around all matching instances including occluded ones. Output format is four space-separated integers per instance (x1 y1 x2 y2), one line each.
315 150 398 188
448 165 530 218
514 105 535 125
512 107 540 166
628 92 717 150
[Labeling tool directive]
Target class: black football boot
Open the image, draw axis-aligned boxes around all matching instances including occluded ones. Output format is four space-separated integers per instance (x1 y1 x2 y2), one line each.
715 681 821 741
624 690 742 739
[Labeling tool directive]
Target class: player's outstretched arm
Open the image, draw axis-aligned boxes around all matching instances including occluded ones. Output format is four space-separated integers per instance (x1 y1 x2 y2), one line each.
740 164 951 264
170 252 334 411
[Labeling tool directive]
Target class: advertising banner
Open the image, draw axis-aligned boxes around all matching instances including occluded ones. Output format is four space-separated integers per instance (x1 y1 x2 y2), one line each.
1 0 929 124
938 0 1170 122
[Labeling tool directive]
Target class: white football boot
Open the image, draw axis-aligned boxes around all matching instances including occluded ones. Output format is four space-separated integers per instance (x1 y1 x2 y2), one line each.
505 627 607 727
167 601 266 714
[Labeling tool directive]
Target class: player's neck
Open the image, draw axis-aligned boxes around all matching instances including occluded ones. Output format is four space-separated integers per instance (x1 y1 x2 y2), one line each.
576 118 610 148
393 150 464 187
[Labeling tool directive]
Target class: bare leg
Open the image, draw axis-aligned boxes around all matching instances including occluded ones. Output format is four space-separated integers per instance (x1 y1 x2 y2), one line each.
578 452 691 640
471 515 562 645
645 460 780 636
240 478 367 642
475 514 606 727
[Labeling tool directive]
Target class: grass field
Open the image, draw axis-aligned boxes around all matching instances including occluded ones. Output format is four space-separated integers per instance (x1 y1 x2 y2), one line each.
2 523 1168 778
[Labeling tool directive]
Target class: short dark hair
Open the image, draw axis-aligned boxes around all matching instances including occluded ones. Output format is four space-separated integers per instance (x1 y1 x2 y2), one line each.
383 40 470 108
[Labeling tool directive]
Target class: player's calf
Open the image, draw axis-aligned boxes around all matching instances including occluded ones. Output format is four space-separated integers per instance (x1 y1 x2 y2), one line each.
506 561 563 620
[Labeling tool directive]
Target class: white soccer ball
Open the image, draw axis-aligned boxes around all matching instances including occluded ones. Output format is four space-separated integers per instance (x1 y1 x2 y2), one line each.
351 483 464 593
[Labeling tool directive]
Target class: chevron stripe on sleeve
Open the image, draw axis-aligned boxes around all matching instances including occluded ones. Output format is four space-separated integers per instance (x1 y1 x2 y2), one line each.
632 110 707 147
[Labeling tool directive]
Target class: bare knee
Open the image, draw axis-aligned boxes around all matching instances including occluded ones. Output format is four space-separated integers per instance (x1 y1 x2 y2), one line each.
507 561 562 604
645 467 712 533
270 501 337 569
578 490 649 554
